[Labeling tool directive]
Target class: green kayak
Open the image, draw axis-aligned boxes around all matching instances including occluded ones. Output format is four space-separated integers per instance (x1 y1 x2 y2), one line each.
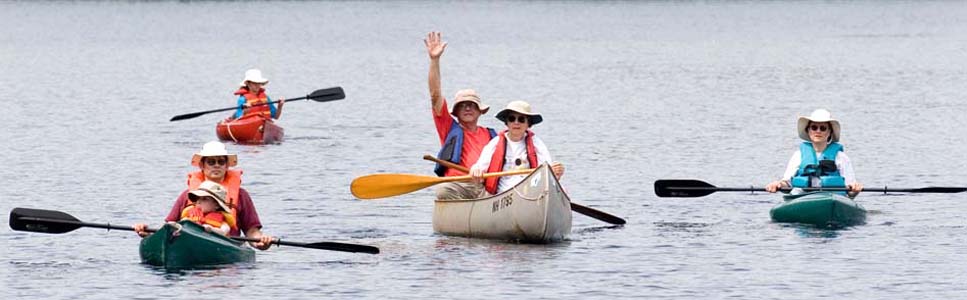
139 220 255 269
769 191 867 227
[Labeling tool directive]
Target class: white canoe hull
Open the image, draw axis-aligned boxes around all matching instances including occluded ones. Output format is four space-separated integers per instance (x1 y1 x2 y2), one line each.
432 164 572 243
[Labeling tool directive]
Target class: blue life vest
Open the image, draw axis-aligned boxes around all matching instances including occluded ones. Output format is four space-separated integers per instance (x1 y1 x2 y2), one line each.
791 142 846 193
434 121 497 176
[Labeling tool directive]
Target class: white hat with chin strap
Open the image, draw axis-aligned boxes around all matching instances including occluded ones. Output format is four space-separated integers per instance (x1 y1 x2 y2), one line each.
797 109 841 142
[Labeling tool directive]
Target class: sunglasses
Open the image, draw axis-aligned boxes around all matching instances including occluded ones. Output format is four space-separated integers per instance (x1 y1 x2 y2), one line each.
808 124 829 132
204 158 228 166
506 115 529 123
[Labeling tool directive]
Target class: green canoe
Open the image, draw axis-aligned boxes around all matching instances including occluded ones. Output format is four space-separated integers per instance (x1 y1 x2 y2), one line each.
769 191 867 227
139 220 255 269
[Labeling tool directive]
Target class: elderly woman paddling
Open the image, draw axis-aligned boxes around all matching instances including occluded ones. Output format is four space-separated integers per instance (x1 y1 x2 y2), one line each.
470 101 565 195
765 109 863 198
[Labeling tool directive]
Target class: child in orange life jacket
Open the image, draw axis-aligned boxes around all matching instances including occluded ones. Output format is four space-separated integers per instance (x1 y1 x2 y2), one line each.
233 69 284 120
180 180 236 236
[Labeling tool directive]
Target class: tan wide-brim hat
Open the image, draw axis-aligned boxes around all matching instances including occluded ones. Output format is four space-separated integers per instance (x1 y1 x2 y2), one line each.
190 141 238 167
797 109 841 142
495 100 543 126
449 89 490 116
239 69 269 86
187 180 231 212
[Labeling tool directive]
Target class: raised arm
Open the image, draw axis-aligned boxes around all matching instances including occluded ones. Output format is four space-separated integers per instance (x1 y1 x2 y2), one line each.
425 31 448 115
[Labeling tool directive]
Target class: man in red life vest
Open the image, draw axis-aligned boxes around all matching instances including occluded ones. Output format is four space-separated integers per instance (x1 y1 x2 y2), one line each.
425 31 497 200
134 141 273 250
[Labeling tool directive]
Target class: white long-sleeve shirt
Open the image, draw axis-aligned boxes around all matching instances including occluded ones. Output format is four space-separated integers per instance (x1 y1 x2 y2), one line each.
471 132 553 194
780 150 856 187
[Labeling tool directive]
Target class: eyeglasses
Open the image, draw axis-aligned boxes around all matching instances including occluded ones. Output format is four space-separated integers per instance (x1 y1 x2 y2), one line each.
506 115 528 123
456 102 478 111
204 158 228 166
808 124 829 132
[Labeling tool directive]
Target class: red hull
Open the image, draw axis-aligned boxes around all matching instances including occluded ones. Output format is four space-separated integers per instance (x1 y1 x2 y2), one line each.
215 115 284 145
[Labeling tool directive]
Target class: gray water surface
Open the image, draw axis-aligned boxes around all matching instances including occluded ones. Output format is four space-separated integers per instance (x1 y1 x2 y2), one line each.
2 1 967 299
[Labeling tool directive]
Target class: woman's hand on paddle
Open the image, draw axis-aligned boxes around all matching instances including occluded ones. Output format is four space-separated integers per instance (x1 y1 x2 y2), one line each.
425 31 447 59
847 182 864 197
245 227 274 250
133 223 150 238
469 166 485 183
551 162 565 178
765 180 787 193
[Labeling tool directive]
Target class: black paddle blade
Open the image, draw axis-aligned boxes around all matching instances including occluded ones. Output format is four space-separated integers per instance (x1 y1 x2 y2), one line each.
278 240 379 254
169 111 206 122
306 87 345 102
570 202 626 225
654 179 717 198
910 187 967 193
9 207 83 234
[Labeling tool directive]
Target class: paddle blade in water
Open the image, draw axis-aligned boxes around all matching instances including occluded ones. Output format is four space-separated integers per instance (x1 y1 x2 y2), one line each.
909 187 967 193
654 179 717 198
350 173 448 200
292 241 380 254
307 87 345 102
9 207 83 234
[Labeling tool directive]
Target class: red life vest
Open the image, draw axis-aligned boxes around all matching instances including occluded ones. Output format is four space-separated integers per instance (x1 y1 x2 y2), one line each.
484 130 539 195
186 169 242 228
180 206 237 231
234 87 274 118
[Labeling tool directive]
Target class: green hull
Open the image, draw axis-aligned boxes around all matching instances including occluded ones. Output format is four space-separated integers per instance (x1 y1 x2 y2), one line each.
770 191 867 227
139 220 255 269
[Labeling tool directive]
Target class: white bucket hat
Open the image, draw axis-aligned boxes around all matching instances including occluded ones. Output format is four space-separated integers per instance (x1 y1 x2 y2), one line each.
239 69 269 86
495 100 543 126
188 180 231 212
797 109 841 142
450 89 490 116
191 141 238 167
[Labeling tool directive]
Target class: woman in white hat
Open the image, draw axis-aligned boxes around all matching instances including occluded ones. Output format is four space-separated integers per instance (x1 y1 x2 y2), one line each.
469 101 565 195
765 109 863 197
232 69 285 120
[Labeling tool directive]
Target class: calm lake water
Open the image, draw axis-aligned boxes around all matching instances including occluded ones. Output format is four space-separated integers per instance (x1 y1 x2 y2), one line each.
2 1 967 299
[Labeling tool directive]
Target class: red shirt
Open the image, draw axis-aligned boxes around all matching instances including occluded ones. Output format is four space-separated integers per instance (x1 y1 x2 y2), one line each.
433 98 494 177
165 188 262 236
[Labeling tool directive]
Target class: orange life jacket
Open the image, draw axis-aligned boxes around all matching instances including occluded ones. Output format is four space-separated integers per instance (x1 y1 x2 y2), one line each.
234 87 274 118
186 169 242 227
180 205 237 231
484 130 539 195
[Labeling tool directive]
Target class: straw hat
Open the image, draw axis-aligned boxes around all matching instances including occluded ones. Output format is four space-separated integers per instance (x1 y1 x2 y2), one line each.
239 69 269 86
450 89 490 116
190 141 238 167
797 109 841 142
495 100 543 126
188 180 231 212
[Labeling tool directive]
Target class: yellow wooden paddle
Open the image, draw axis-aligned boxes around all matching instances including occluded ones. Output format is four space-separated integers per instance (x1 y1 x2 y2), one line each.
350 168 534 200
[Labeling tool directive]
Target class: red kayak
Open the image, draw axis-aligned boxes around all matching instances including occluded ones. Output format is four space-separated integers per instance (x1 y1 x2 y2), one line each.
215 115 284 144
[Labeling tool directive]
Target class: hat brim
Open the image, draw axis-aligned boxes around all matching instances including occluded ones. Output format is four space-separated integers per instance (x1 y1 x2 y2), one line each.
449 100 490 116
191 154 238 167
188 190 231 212
239 79 269 86
797 117 840 142
495 109 543 126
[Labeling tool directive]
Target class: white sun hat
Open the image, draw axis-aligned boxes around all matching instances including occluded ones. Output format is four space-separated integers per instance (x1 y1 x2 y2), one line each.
190 141 238 167
797 109 841 142
187 180 231 212
450 89 490 116
239 69 269 86
495 100 543 126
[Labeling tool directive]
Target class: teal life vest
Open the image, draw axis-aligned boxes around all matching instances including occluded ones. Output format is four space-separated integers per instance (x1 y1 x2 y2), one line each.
434 121 497 176
791 142 846 194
